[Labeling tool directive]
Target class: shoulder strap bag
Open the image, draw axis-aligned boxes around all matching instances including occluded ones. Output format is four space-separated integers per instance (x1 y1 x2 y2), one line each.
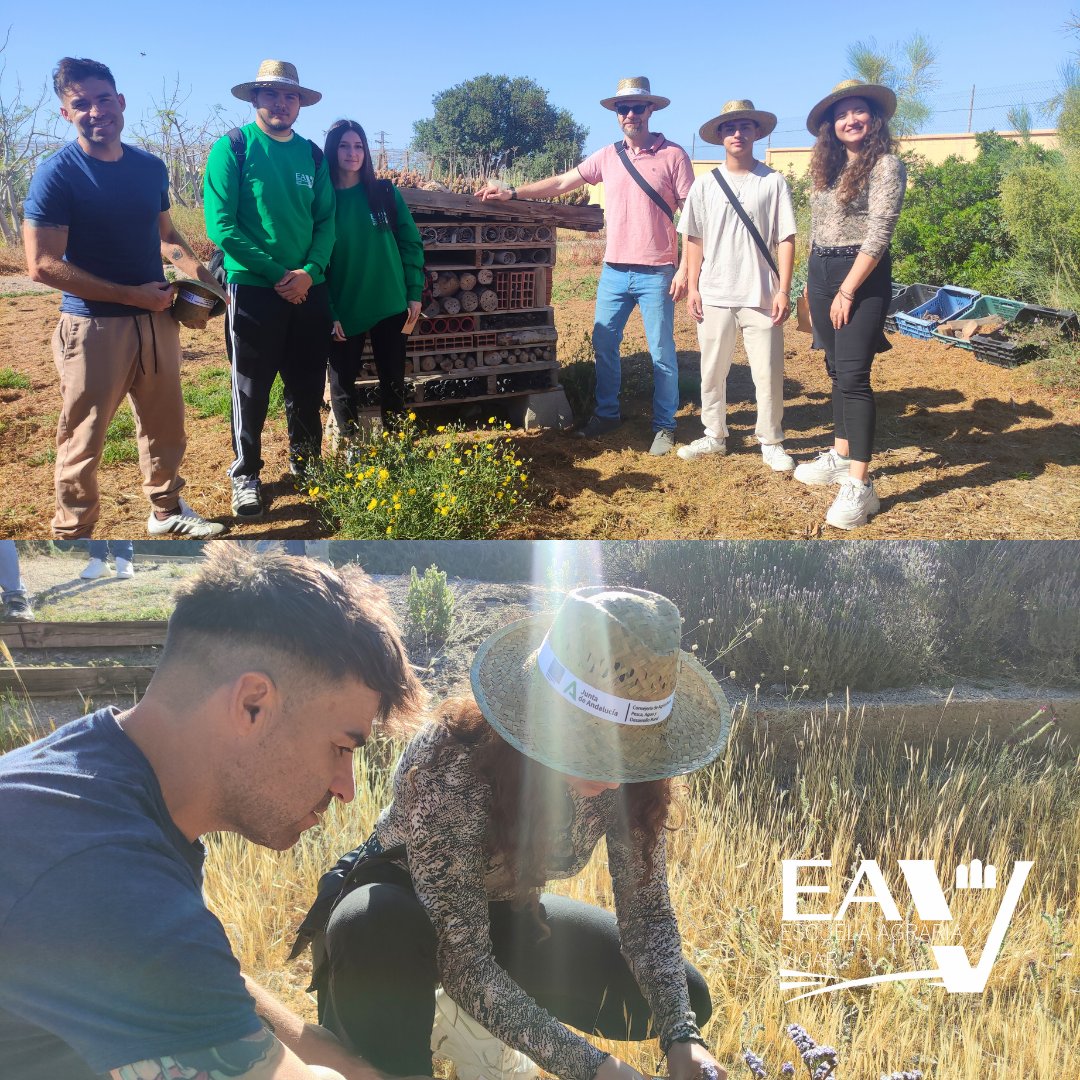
711 167 778 277
615 142 674 222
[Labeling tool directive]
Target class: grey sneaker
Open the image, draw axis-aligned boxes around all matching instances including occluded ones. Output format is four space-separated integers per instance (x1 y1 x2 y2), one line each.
575 414 623 439
825 479 880 529
793 448 851 487
148 499 227 537
649 429 676 456
677 434 726 461
231 476 265 520
2 591 34 621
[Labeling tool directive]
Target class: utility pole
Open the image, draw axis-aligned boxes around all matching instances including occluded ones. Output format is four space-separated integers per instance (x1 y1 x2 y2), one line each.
374 130 389 171
967 86 975 133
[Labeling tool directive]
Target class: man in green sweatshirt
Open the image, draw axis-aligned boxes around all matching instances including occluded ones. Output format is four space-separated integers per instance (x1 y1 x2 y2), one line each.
203 60 335 521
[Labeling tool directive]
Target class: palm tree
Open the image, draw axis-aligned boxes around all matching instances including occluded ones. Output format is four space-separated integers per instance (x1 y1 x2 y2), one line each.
846 33 939 137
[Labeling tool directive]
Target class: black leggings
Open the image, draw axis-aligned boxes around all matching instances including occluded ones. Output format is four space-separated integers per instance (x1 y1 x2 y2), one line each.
328 311 408 432
318 884 713 1077
806 251 891 463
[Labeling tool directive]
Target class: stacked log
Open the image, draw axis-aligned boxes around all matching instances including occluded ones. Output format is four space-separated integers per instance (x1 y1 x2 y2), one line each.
477 268 494 285
478 288 499 312
459 290 479 312
441 295 461 314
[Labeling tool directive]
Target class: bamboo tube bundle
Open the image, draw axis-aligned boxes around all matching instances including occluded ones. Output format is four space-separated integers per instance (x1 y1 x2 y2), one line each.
458 315 476 331
484 351 504 366
442 295 462 315
534 225 552 242
466 356 477 369
457 226 474 243
439 358 453 372
420 226 438 243
480 250 494 265
419 356 437 372
453 357 465 368
422 301 441 318
500 225 518 242
496 251 517 265
477 268 494 285
432 271 460 297
478 288 498 312
515 226 529 241
458 290 479 313
483 225 500 242
435 227 457 243
531 249 549 264
458 271 477 292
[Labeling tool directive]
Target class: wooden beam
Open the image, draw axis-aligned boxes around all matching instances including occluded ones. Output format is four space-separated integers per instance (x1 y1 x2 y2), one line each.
0 666 156 696
399 187 604 231
0 621 168 649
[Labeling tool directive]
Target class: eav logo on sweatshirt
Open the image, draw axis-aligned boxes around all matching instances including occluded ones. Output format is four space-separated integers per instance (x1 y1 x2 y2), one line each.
295 172 314 189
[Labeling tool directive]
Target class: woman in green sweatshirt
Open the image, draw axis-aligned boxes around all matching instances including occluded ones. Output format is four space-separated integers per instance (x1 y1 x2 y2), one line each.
324 120 425 430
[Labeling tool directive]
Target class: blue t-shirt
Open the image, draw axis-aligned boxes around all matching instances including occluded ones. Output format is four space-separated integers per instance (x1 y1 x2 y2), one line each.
22 141 170 318
0 709 261 1078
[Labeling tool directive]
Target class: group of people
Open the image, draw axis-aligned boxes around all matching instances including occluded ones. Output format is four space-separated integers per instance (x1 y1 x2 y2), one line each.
479 75 905 529
24 57 425 538
0 543 731 1080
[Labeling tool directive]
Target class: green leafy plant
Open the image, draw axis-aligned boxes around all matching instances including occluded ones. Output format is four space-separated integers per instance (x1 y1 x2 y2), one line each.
406 564 455 646
0 367 31 390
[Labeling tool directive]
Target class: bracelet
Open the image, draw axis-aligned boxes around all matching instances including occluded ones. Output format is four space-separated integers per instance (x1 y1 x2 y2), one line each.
838 287 854 301
509 186 518 200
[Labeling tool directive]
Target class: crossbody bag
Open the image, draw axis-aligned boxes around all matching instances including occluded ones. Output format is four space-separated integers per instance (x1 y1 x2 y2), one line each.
615 142 674 222
711 167 779 278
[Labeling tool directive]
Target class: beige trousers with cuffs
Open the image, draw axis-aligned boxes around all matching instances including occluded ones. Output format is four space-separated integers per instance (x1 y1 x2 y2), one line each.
51 311 187 539
696 305 785 445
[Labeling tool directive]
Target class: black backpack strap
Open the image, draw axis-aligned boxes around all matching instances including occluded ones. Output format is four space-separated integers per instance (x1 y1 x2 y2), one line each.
614 141 674 222
227 126 246 176
307 139 324 169
711 167 779 278
380 179 399 231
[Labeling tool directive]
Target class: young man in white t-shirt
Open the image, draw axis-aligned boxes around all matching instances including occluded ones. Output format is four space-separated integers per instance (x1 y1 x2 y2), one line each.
674 100 797 470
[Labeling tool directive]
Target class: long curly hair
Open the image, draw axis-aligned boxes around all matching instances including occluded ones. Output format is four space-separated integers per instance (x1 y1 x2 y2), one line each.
809 98 896 205
412 697 679 908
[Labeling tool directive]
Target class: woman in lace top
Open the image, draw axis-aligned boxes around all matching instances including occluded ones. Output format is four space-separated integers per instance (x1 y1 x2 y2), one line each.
294 587 730 1080
793 79 907 530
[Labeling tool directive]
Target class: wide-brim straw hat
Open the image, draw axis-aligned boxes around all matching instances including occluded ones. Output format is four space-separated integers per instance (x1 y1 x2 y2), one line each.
699 99 778 145
171 276 228 329
470 587 731 783
600 77 670 112
231 59 322 107
806 79 897 135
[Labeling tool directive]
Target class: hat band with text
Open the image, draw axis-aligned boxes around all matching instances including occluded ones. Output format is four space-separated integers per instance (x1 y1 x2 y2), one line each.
538 638 673 725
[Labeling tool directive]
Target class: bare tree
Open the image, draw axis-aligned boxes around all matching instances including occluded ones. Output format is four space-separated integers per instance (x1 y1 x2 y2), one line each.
846 33 940 136
0 27 62 244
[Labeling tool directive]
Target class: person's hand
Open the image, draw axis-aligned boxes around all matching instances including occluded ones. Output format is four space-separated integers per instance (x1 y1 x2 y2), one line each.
830 290 853 329
406 300 422 322
476 182 513 202
669 267 688 302
276 268 312 303
771 289 791 326
594 1055 648 1080
331 320 346 342
127 281 175 311
666 1040 727 1080
687 288 704 324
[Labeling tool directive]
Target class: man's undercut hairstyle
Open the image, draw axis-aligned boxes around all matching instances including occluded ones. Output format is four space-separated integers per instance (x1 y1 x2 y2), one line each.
161 542 423 724
52 57 117 99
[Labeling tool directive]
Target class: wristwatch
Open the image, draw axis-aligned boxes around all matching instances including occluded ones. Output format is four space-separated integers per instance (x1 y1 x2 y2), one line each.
508 186 518 200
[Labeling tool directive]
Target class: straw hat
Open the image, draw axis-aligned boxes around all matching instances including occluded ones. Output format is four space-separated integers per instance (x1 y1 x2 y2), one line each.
806 79 897 135
470 587 731 783
600 77 670 112
231 59 322 107
171 276 228 330
698 99 778 145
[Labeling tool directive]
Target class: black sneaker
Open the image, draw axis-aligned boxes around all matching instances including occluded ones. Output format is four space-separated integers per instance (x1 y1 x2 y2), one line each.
575 414 623 439
231 476 265 520
2 591 34 621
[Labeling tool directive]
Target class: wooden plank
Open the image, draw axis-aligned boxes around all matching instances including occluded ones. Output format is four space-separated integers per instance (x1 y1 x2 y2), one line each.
0 666 157 696
400 188 603 231
358 387 541 415
0 621 168 649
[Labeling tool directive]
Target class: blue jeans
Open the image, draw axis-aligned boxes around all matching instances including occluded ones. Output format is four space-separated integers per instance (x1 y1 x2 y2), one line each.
88 541 134 561
0 540 25 598
592 263 679 432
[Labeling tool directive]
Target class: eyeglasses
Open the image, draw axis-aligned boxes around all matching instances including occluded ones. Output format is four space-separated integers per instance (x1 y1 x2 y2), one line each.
615 103 649 116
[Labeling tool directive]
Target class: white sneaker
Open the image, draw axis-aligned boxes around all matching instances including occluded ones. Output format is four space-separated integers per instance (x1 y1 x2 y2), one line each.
793 448 851 487
147 498 227 537
761 443 795 472
826 479 880 529
80 557 110 580
676 434 726 461
431 989 538 1080
114 557 135 579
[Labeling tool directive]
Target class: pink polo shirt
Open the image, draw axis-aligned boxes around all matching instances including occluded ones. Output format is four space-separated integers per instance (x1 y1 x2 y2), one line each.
577 134 694 266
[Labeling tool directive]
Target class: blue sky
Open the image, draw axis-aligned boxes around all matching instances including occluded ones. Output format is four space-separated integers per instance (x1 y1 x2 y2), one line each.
4 0 1073 162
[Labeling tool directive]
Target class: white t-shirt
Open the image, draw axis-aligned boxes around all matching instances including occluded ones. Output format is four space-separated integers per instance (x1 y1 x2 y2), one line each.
677 162 797 309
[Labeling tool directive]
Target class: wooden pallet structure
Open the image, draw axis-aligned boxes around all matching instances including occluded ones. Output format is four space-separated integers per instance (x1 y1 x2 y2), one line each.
354 189 603 422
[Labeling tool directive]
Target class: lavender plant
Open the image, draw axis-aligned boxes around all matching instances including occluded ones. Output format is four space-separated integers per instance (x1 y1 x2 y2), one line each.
741 1025 922 1080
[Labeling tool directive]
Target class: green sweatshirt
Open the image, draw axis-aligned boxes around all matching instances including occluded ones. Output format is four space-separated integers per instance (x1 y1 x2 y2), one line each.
203 122 335 287
326 183 426 336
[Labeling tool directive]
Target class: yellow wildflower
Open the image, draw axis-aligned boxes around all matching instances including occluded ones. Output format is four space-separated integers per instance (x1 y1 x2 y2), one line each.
437 425 446 433
427 450 435 459
367 498 378 511
408 487 416 495
408 411 416 421
378 468 389 481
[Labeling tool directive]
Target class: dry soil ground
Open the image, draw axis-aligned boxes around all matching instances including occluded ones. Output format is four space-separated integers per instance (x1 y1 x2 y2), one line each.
2 267 1078 539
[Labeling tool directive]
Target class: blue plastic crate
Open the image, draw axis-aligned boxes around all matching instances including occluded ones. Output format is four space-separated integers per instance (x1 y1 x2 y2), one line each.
886 283 939 334
894 286 981 340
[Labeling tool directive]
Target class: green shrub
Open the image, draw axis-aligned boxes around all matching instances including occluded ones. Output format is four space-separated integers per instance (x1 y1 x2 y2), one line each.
303 412 530 539
0 367 31 390
407 564 455 646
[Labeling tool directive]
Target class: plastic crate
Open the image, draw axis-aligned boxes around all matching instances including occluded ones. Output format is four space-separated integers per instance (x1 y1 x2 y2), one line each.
971 304 1080 367
885 283 938 333
894 286 980 340
890 280 909 298
930 296 1025 351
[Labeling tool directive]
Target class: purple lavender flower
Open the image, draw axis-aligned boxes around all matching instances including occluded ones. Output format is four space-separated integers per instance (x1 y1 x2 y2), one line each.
781 1065 795 1077
742 1049 768 1078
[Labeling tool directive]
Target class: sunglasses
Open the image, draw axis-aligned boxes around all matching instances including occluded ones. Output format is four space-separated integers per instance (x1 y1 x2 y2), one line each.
615 103 649 116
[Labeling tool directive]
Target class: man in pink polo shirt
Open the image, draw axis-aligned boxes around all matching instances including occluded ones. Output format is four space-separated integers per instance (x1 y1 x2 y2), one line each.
478 77 694 456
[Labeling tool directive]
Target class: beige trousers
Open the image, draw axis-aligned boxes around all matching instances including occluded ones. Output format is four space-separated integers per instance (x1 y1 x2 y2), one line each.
696 305 785 444
51 311 186 539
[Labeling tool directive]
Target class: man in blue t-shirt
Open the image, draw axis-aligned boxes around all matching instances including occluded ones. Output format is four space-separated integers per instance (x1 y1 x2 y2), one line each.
0 543 425 1080
22 56 226 540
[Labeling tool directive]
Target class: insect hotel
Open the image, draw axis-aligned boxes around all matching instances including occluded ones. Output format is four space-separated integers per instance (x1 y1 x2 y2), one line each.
353 188 603 427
